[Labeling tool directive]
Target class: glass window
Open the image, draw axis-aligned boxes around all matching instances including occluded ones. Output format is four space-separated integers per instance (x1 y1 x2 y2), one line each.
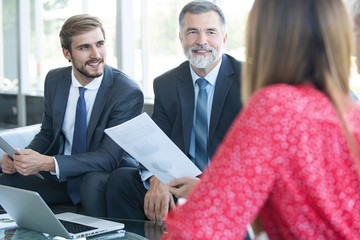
29 0 117 94
1 0 253 99
3 0 358 127
133 0 253 99
1 0 19 94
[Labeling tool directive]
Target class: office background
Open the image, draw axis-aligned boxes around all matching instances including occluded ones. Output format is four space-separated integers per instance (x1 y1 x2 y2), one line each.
0 0 359 128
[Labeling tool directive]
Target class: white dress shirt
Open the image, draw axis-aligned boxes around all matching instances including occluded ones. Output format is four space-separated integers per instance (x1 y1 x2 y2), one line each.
140 59 222 187
52 70 102 178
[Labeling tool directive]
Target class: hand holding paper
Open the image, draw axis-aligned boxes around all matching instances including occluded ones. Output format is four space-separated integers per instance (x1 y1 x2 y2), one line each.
105 113 202 184
0 136 44 180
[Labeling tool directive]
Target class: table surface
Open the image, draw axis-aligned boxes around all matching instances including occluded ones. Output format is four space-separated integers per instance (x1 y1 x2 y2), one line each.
0 210 166 240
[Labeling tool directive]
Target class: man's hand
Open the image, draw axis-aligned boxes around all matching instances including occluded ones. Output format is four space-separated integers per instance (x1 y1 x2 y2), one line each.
144 176 175 222
1 154 17 174
168 176 200 198
12 149 55 175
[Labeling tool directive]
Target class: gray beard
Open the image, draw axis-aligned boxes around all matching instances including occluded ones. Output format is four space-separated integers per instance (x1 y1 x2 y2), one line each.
185 47 219 69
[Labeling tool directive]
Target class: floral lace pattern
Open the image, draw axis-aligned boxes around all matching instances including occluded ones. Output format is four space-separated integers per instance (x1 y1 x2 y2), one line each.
164 84 360 240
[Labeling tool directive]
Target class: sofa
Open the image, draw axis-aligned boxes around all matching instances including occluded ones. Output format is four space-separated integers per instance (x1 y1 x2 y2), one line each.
0 124 82 214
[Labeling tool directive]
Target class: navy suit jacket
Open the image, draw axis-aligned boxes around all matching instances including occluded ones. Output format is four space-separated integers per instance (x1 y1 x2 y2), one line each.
152 54 242 160
28 65 144 182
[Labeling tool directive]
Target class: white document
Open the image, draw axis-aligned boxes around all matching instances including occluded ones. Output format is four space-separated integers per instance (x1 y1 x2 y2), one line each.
0 136 16 159
105 113 202 184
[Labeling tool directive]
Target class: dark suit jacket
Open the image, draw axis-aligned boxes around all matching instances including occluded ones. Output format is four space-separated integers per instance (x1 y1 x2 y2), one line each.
152 54 242 160
28 65 144 182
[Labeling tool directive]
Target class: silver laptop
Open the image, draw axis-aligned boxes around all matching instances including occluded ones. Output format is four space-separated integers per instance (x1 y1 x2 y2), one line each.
0 185 124 239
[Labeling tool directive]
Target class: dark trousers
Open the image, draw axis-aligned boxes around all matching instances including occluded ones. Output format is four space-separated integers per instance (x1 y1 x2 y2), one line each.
80 172 109 217
106 167 148 220
0 171 109 218
0 172 70 204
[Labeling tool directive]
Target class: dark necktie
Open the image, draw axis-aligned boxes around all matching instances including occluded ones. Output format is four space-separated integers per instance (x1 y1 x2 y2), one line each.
68 87 87 205
195 78 208 171
72 87 87 154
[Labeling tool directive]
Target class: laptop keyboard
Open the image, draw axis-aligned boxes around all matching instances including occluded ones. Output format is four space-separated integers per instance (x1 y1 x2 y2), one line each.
59 219 97 234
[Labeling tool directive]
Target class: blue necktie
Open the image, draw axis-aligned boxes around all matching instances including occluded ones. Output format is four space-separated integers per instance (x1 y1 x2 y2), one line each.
72 87 87 154
195 78 208 171
68 87 87 205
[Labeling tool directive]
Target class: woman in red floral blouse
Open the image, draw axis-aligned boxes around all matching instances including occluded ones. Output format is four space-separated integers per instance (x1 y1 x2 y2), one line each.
163 0 360 239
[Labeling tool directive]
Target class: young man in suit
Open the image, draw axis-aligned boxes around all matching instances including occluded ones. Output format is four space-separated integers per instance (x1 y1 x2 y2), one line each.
106 0 242 222
0 14 144 217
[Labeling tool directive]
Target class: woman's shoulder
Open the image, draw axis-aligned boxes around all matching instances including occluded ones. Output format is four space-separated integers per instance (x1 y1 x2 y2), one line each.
252 83 321 101
248 83 327 112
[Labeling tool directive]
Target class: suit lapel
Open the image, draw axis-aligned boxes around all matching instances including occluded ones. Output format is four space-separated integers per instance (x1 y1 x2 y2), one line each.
86 65 112 145
53 68 71 131
43 68 71 155
178 65 195 154
209 55 234 140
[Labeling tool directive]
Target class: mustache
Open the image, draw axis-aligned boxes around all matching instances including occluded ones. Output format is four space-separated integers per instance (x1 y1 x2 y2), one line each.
190 45 213 52
86 58 104 64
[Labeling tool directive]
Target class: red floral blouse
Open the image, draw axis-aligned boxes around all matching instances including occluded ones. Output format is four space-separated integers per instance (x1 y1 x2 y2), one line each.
163 84 360 240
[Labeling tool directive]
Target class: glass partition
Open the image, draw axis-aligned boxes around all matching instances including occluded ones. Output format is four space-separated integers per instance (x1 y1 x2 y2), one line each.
5 0 359 127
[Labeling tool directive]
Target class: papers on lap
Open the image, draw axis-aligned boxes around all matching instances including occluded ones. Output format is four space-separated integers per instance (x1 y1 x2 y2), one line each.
105 113 202 184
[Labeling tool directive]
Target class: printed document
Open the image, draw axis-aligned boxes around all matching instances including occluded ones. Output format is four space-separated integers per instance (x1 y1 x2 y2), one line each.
105 113 202 184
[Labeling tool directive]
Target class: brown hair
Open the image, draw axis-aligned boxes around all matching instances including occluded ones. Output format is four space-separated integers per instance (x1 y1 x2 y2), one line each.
243 0 352 103
244 0 360 174
59 14 105 51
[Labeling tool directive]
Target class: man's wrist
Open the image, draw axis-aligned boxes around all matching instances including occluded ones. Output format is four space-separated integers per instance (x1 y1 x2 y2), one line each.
42 155 55 172
149 176 157 186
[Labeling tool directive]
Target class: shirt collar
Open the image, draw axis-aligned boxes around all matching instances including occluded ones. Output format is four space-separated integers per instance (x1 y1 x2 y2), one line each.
190 57 222 87
71 70 103 90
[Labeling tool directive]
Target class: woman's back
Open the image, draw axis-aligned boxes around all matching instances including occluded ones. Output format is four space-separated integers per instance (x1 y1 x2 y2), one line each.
164 84 360 239
163 0 360 238
245 84 360 238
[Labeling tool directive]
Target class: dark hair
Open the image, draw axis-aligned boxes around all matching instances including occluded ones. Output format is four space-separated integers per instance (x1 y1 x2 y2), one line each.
179 0 226 32
59 14 105 50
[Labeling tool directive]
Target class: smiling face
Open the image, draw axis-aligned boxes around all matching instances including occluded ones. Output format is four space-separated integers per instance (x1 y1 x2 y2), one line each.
62 27 107 86
179 11 227 76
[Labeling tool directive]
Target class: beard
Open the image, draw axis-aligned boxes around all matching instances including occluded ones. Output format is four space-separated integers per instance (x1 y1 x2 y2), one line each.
184 45 219 69
72 58 104 79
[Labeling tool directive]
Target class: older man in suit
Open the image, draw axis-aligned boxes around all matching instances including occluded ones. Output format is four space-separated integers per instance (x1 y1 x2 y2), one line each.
0 14 143 217
106 0 242 222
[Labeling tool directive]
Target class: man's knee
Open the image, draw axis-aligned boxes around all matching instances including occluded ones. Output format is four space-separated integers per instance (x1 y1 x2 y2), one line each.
106 167 147 219
79 172 110 199
80 172 109 217
106 167 138 195
80 172 109 190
